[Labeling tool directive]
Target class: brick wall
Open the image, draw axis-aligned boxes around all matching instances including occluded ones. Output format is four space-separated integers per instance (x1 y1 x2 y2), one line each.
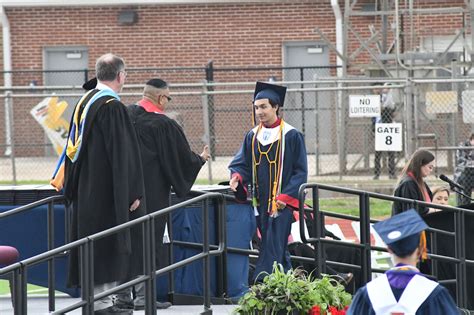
0 0 469 157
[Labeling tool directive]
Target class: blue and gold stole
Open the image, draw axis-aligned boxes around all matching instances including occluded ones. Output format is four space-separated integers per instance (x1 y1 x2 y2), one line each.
50 89 119 191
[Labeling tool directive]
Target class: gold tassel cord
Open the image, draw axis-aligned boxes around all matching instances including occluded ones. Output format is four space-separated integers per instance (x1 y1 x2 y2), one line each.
251 121 284 215
420 231 428 261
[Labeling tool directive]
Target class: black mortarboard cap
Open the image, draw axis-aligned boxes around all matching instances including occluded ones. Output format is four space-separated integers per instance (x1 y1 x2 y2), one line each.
253 82 287 107
83 77 97 90
146 78 168 89
373 209 428 257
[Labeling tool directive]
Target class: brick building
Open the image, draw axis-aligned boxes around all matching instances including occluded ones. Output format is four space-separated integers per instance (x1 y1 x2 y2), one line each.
0 0 469 159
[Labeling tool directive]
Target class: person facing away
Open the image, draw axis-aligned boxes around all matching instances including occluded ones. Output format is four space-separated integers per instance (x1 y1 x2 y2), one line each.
347 209 459 315
392 149 435 217
453 133 474 206
228 81 308 281
58 53 146 315
114 78 210 310
372 83 396 180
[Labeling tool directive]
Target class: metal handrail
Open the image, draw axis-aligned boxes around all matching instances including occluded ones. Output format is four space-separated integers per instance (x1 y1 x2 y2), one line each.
0 191 225 315
298 182 474 309
0 195 65 311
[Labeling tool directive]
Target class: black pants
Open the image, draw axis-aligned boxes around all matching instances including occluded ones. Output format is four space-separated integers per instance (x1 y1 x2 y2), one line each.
456 168 474 206
374 151 395 177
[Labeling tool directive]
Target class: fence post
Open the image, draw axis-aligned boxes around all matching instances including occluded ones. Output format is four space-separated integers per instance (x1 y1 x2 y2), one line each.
405 79 416 156
5 91 17 184
205 61 216 162
299 68 306 136
336 83 347 178
202 81 213 183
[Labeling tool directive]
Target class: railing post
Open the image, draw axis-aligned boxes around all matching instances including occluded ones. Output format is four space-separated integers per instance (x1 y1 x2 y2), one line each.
81 242 94 315
454 210 467 308
47 200 56 312
13 266 27 315
215 197 227 297
359 192 371 284
201 198 212 315
167 197 175 302
313 186 323 278
143 218 157 313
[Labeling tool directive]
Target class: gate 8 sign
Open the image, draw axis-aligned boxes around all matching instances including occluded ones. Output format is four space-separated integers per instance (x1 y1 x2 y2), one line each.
375 123 403 151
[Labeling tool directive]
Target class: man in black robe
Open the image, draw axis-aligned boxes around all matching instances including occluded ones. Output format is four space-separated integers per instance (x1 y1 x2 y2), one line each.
114 78 210 310
63 53 146 315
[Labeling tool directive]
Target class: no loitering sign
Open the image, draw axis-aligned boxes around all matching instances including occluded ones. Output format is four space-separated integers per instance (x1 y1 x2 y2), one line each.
349 95 381 117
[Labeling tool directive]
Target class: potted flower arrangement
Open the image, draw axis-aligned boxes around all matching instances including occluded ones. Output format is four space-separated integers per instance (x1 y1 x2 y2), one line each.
234 263 352 315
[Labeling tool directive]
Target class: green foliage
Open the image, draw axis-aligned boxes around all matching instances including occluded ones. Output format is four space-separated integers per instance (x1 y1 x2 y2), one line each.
233 263 351 315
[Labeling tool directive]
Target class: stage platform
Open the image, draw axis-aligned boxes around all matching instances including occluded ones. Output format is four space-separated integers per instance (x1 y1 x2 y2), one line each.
0 296 237 315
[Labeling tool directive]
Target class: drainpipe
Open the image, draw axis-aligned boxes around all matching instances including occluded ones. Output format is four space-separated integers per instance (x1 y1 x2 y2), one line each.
0 6 12 156
331 0 343 77
331 0 346 177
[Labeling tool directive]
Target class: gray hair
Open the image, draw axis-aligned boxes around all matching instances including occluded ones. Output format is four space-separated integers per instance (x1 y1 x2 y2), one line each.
95 53 125 82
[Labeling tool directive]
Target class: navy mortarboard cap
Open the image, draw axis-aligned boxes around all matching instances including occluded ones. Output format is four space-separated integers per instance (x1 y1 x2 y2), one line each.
83 77 97 91
373 209 428 257
253 82 287 107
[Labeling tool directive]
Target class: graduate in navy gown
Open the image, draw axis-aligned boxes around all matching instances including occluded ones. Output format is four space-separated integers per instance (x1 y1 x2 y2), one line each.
347 210 459 315
229 82 308 281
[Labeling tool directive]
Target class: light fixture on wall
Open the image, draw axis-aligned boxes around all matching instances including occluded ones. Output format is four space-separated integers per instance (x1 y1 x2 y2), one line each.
118 10 138 26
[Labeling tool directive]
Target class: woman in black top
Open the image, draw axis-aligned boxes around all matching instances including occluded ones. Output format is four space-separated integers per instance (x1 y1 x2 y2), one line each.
392 149 435 217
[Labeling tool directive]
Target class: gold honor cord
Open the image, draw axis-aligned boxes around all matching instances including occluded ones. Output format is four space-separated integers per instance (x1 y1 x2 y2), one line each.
251 120 285 216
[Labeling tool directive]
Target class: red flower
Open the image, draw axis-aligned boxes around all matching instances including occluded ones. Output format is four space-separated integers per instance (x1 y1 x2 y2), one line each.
309 305 321 315
327 305 348 315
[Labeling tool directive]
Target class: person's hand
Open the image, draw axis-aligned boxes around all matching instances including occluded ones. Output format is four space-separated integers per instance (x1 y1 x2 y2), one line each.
200 145 210 162
276 200 286 210
229 175 239 192
129 199 140 212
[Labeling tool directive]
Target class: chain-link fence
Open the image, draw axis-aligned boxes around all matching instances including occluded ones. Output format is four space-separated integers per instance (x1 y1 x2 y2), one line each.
2 77 474 190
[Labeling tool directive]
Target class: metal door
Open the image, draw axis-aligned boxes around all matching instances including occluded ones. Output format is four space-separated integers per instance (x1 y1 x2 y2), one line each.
283 42 332 155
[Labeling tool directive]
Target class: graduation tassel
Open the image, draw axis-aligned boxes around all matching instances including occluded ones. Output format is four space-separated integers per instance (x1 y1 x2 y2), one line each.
420 231 428 261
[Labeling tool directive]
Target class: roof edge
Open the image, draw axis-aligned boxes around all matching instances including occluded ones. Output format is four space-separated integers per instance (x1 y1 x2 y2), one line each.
1 0 282 7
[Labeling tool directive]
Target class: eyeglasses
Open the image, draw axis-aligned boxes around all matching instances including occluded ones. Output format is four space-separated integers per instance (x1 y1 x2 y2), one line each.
162 95 172 101
119 70 127 77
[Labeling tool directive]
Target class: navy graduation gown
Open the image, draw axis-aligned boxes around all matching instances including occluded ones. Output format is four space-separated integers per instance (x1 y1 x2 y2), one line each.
347 268 459 315
229 121 307 279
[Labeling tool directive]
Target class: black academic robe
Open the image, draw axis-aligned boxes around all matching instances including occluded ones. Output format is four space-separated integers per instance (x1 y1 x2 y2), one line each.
392 176 433 217
127 105 204 270
347 283 459 315
64 92 146 287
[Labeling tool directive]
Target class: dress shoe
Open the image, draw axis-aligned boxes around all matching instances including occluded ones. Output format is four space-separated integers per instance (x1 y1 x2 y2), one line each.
133 300 172 310
389 174 397 180
94 305 132 315
338 272 354 286
373 175 379 180
113 300 134 310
